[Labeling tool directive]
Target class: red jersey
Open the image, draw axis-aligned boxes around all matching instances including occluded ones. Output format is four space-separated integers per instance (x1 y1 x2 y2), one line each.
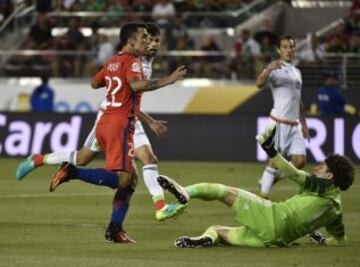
93 52 143 117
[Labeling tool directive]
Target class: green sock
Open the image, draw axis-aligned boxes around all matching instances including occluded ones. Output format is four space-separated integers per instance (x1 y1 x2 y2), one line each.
186 183 227 201
201 226 219 244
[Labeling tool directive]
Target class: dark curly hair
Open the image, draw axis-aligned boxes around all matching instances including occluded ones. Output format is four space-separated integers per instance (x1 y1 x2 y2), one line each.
325 154 355 191
145 22 160 37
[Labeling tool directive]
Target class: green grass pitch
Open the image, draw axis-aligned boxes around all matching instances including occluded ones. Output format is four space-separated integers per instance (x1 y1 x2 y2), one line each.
0 158 359 267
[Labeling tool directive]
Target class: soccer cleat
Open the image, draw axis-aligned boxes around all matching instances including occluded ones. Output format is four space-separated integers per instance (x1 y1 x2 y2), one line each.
175 236 213 248
111 231 136 244
16 155 37 181
155 203 187 222
157 175 189 204
49 162 74 192
308 231 325 245
105 222 136 244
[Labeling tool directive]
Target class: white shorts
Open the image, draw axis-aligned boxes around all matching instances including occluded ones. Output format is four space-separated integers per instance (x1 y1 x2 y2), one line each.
83 110 103 152
83 111 151 152
133 120 151 149
269 118 306 157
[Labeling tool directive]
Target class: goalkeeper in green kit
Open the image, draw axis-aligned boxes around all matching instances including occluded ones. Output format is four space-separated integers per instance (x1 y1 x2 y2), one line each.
157 124 355 248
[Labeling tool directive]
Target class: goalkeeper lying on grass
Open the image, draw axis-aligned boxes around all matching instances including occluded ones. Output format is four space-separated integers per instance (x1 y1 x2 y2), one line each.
157 124 355 248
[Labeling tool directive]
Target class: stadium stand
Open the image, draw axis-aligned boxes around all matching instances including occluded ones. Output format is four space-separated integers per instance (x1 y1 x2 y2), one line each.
0 0 359 91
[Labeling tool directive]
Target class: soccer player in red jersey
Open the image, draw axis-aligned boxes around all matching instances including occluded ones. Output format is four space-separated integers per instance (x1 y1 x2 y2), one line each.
16 23 184 222
48 22 186 243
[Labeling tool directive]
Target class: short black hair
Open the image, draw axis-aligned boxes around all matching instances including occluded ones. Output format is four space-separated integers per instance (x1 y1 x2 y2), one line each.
325 154 355 191
145 22 160 36
41 75 49 84
276 35 296 48
119 22 146 46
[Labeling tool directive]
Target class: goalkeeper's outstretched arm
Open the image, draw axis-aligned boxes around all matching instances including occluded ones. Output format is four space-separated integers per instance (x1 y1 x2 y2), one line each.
256 125 309 186
271 154 308 186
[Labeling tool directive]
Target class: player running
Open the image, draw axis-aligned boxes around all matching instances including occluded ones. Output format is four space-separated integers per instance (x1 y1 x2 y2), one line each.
158 124 354 248
18 22 186 243
255 35 309 199
15 23 184 223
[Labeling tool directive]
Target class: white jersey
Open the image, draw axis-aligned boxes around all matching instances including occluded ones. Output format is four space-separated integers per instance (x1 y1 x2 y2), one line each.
267 62 302 121
141 56 153 80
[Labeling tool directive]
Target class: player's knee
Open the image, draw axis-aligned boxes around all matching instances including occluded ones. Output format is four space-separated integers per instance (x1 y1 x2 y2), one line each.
140 153 158 165
118 171 133 188
292 157 306 169
130 172 138 189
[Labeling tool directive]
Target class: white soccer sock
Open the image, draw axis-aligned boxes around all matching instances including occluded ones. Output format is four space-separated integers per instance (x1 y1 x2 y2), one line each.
142 164 164 198
44 151 75 165
71 151 78 165
259 166 277 197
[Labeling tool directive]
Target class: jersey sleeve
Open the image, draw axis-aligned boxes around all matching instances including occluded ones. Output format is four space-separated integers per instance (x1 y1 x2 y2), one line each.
125 59 143 84
303 175 335 196
93 67 106 87
271 153 308 186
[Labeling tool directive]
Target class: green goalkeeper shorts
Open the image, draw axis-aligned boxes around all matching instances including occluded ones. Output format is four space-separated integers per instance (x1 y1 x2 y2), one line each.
231 189 286 247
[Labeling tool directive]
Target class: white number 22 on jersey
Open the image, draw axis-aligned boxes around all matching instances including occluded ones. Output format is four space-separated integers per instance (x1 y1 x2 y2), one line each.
105 76 122 107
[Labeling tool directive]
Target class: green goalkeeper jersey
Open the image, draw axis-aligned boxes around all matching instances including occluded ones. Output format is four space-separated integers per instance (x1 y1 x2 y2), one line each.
271 154 345 246
273 175 344 245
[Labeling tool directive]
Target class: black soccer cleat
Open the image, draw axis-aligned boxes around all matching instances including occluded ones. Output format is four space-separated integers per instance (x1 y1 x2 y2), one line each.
308 231 325 245
105 222 136 244
175 236 213 248
157 175 189 204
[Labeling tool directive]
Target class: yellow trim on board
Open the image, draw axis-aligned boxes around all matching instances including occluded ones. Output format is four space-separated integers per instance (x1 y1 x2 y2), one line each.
184 85 259 114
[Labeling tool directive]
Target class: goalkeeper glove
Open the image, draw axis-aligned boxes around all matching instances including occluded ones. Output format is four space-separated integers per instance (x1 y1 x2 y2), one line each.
256 124 278 158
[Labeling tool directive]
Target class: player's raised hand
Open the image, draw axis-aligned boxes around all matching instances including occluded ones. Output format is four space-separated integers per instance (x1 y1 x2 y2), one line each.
149 120 168 137
167 66 187 84
256 124 278 158
266 60 284 72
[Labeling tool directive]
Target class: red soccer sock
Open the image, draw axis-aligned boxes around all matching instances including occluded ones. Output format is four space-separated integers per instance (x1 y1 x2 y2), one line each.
154 200 166 211
32 155 45 167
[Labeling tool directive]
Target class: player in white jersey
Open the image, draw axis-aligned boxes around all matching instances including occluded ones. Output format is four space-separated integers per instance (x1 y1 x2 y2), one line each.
15 23 183 222
255 35 309 199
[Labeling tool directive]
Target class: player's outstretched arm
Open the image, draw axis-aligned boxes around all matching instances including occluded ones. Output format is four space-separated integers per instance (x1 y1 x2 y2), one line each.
256 124 308 186
130 66 187 92
299 101 310 140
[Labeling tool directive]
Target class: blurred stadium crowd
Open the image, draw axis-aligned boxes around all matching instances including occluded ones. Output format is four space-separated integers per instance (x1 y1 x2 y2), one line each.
1 0 360 81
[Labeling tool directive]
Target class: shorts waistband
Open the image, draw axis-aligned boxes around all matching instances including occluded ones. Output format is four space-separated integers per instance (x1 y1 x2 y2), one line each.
270 114 298 126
